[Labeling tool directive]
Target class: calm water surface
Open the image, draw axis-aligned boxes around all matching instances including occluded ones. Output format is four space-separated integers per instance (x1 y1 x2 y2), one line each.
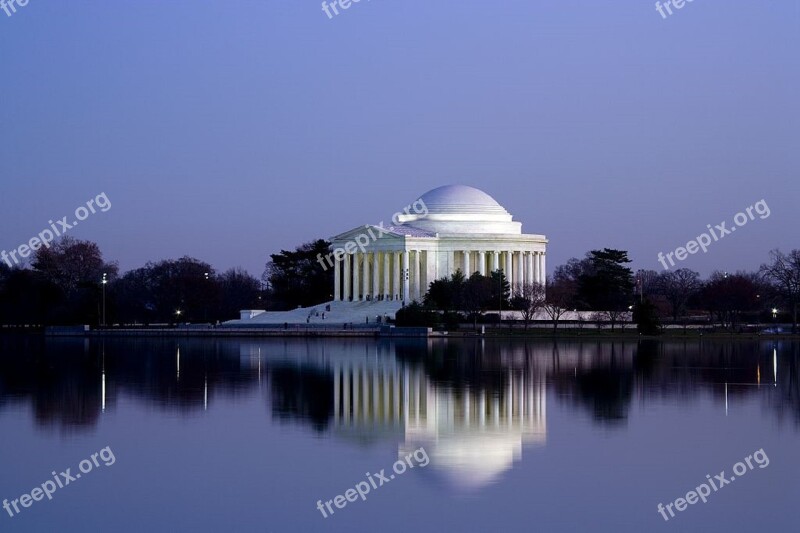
0 336 798 532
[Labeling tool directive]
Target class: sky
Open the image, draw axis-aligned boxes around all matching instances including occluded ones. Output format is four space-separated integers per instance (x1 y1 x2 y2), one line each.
1 0 798 279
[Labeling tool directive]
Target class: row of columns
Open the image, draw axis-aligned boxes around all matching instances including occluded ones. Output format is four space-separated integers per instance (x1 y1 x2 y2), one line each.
332 363 546 434
334 250 424 302
457 250 546 296
333 249 546 302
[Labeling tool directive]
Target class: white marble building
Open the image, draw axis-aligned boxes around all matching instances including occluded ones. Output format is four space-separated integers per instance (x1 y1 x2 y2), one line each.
230 184 547 325
330 184 548 303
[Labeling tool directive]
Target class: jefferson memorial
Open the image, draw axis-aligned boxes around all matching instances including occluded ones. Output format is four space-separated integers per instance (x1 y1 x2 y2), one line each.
232 184 547 325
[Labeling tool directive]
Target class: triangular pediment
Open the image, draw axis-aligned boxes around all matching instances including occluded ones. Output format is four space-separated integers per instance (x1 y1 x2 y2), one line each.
330 225 406 243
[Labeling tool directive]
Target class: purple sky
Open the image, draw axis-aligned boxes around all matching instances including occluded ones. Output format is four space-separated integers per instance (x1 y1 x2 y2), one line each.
1 1 797 278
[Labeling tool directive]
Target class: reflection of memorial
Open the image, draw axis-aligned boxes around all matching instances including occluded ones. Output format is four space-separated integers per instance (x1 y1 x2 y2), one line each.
3 336 796 443
240 341 546 489
249 339 548 490
399 369 546 490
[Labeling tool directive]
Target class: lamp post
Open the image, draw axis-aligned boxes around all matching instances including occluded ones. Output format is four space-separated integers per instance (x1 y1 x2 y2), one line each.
101 273 107 327
204 272 210 322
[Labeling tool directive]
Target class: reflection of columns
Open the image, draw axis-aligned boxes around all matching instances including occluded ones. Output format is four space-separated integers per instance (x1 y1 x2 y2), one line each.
353 367 360 419
413 250 421 301
333 364 340 422
393 371 400 422
478 251 486 276
463 250 471 274
383 370 390 422
372 368 379 421
507 371 513 427
334 255 341 301
343 254 351 301
372 252 379 299
402 250 410 301
393 252 401 300
343 367 350 422
479 390 486 426
403 368 410 427
362 368 369 418
353 253 360 301
492 250 499 272
383 252 391 299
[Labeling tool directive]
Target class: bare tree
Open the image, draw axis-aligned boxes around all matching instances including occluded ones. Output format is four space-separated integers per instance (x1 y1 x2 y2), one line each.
760 249 800 333
543 278 574 334
511 282 546 330
656 268 701 322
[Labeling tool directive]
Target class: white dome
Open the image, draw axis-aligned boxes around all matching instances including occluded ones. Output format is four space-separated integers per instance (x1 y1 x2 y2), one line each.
397 184 522 235
418 185 509 217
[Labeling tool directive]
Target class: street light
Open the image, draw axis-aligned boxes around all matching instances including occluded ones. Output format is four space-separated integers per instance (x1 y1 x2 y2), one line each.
101 273 107 327
772 308 778 319
204 272 210 321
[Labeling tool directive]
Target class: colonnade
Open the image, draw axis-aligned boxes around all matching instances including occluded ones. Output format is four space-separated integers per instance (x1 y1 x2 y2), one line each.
333 249 546 302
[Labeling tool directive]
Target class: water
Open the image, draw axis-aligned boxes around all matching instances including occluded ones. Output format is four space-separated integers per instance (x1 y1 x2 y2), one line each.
0 336 797 532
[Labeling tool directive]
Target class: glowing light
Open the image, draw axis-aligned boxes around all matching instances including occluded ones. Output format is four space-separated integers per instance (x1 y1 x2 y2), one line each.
724 382 728 416
773 348 777 386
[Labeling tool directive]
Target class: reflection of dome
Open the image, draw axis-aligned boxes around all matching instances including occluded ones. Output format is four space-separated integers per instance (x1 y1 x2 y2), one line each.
401 432 542 491
397 184 523 234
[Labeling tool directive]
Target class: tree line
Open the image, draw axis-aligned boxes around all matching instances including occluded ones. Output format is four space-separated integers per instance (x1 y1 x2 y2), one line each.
1 236 798 333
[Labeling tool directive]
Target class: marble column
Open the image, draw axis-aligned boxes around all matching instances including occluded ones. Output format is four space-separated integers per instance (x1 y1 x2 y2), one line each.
402 251 410 301
372 252 379 299
413 250 421 301
463 250 471 274
343 253 351 301
352 253 360 301
527 251 534 285
334 254 341 301
492 250 500 272
542 252 547 285
362 253 370 300
383 252 390 300
393 251 401 300
478 251 486 276
505 250 513 296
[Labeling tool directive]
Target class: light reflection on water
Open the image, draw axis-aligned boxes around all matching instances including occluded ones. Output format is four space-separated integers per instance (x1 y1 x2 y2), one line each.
0 336 798 532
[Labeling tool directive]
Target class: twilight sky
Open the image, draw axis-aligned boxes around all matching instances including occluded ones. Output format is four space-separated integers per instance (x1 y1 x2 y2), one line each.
1 0 797 278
